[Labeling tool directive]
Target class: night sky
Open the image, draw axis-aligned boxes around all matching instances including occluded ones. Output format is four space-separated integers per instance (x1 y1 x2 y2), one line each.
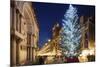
32 2 95 48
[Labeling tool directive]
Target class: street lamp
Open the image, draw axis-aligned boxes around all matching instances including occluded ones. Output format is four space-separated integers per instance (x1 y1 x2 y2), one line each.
48 39 51 42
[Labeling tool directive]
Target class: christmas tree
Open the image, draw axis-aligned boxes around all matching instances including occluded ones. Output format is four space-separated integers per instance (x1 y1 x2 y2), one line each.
60 4 81 57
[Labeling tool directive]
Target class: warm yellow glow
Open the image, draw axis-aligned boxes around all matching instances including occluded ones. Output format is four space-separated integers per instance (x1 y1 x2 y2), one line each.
48 39 51 42
59 38 61 40
78 55 88 62
81 48 95 56
78 49 89 62
81 49 89 56
89 48 95 55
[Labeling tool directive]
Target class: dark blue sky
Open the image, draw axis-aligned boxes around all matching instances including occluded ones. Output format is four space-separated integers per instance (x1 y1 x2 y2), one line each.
32 2 95 48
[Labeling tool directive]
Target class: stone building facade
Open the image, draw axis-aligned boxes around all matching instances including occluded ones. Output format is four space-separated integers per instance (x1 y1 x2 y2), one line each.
10 1 39 66
80 16 95 50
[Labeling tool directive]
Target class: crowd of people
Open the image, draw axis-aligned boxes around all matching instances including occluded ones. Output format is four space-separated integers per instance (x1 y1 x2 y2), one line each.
35 54 95 65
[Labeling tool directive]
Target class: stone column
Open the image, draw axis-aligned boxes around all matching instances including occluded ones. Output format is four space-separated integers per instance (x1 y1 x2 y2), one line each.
11 36 16 66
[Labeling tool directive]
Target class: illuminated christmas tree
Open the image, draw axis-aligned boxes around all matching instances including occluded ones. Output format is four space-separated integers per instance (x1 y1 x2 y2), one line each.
61 4 81 57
